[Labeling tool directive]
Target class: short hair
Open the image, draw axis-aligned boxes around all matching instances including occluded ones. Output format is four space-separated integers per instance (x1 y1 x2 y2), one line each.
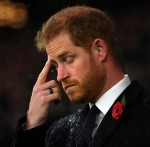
35 6 115 55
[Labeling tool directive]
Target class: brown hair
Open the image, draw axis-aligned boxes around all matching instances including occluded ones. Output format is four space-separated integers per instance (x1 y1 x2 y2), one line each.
35 6 115 55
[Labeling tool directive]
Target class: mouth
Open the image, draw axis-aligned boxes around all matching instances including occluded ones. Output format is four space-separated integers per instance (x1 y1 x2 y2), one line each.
64 84 77 91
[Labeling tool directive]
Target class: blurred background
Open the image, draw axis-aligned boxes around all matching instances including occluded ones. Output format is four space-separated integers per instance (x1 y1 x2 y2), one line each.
0 0 149 146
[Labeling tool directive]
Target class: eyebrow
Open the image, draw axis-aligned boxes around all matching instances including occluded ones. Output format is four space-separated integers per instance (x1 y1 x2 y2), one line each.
50 51 71 65
57 51 71 59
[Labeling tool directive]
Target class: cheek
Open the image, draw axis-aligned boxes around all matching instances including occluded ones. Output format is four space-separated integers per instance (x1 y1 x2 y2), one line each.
71 64 90 77
75 66 83 72
70 56 91 77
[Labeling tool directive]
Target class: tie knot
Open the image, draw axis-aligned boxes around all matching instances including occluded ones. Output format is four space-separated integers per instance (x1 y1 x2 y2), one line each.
89 105 100 115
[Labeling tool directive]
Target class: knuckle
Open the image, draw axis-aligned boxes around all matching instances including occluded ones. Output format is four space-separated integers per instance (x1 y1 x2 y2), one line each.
40 95 47 101
50 80 56 85
33 86 40 93
55 88 61 93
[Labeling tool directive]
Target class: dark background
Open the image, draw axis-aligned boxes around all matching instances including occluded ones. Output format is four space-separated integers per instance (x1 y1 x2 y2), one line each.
0 0 150 146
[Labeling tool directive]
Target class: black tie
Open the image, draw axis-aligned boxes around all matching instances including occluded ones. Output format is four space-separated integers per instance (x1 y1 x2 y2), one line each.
81 105 100 144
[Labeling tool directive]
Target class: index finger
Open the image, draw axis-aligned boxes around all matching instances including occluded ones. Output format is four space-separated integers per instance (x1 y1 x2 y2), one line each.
35 59 51 86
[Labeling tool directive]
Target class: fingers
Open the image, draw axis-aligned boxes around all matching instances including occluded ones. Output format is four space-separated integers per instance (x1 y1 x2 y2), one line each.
35 59 51 86
25 59 61 129
32 80 61 102
32 59 61 103
34 80 60 92
45 93 61 103
26 80 61 129
32 88 61 103
36 86 61 101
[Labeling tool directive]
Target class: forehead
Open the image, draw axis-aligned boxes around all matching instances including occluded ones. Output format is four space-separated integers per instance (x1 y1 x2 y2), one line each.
46 33 74 55
46 33 87 61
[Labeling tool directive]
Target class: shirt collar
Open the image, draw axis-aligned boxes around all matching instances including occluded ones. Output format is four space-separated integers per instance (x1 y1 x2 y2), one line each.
89 74 131 115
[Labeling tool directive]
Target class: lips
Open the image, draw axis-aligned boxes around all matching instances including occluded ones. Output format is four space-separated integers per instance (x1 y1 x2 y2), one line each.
63 84 76 91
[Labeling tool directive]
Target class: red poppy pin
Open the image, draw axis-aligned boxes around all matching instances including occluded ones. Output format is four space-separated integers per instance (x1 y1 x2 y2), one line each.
112 95 126 120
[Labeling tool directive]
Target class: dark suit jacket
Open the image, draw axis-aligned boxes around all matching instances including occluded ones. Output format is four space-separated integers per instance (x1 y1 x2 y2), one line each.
13 81 150 147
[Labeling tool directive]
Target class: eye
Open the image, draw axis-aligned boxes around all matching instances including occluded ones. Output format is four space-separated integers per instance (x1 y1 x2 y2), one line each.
65 56 74 64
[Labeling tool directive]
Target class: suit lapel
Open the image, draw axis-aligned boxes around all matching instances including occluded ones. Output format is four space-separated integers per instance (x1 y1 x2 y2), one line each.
93 94 127 147
93 81 143 147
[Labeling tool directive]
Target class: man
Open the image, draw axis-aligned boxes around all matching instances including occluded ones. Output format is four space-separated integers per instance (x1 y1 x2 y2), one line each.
14 6 150 147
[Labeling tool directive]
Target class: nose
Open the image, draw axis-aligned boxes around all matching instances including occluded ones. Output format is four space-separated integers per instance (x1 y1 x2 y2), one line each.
57 65 70 82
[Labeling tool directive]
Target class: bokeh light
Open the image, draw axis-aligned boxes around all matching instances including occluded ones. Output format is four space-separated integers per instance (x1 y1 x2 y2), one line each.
0 0 28 28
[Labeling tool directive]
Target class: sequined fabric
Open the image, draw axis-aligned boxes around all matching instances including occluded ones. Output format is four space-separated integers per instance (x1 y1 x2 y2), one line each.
46 104 89 147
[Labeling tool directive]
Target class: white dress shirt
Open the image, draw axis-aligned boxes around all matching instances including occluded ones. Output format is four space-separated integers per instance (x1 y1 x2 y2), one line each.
89 74 131 137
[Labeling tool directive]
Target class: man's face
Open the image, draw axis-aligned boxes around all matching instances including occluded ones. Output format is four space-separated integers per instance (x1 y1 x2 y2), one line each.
46 33 106 103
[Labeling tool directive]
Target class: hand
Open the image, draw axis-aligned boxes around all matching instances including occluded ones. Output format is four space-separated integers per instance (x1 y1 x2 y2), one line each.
25 59 61 130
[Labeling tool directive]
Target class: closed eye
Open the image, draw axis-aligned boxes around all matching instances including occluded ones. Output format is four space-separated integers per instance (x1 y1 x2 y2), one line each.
65 56 74 64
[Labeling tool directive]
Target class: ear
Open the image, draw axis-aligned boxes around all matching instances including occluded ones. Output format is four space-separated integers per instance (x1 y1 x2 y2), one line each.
92 38 107 62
